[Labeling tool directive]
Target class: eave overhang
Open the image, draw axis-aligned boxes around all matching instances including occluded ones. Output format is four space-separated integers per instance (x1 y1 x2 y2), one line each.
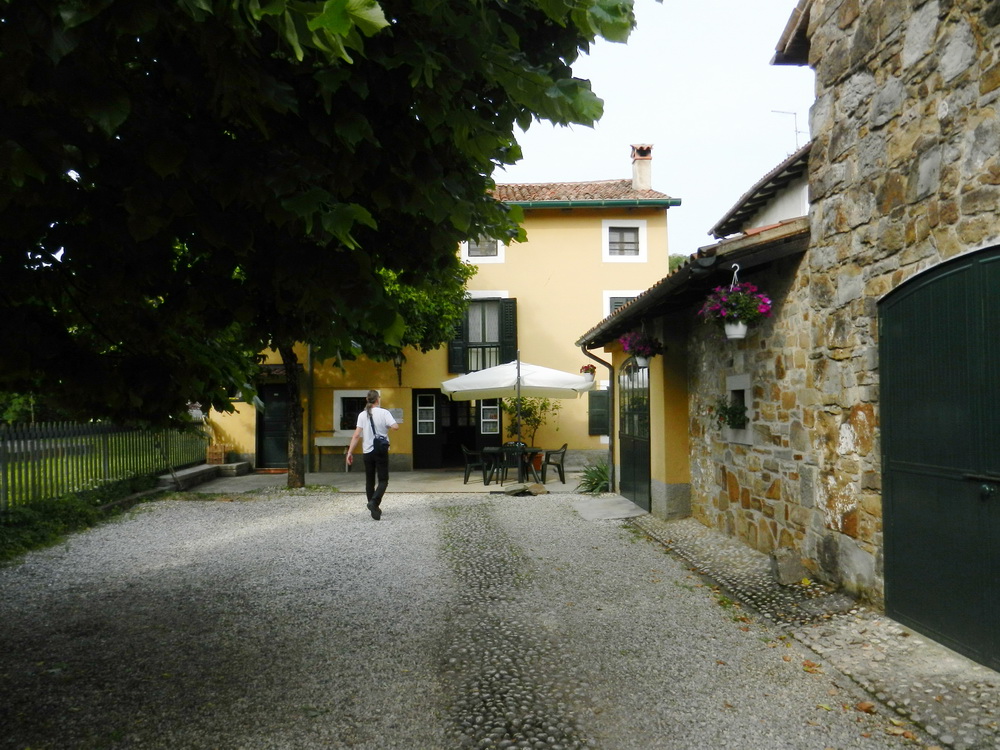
709 142 811 240
576 217 810 349
505 198 682 210
772 0 813 66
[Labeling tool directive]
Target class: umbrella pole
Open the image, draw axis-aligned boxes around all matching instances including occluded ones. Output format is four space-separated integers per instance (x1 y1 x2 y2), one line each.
516 353 523 481
516 353 522 445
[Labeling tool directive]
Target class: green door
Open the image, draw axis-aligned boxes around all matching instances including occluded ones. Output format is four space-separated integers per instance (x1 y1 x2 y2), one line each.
619 358 651 512
256 384 290 469
880 247 1000 670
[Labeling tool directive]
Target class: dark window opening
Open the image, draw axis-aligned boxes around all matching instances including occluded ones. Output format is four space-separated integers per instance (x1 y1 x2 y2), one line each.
340 397 367 430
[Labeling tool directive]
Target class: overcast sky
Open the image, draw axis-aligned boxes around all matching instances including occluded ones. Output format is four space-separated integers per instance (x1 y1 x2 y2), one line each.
498 0 816 257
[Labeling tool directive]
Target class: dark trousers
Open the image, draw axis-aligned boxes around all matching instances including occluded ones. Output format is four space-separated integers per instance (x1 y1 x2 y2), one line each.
363 450 389 506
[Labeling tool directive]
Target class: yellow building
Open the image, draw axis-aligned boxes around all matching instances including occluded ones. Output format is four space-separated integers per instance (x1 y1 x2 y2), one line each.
209 146 679 474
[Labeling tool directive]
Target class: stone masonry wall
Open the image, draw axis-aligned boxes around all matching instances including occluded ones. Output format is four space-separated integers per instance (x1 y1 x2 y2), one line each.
685 255 865 592
685 0 1000 604
806 0 1000 599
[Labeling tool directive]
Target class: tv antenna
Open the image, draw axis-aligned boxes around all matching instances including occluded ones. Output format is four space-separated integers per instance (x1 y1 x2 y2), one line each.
772 110 807 149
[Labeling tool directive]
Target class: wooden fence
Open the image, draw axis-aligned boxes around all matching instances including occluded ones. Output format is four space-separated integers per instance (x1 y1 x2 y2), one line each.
0 422 209 512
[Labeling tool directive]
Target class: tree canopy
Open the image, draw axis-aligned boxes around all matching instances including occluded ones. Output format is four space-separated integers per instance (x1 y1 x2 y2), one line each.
0 0 638 426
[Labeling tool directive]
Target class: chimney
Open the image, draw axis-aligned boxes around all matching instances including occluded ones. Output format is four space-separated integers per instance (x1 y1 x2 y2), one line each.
631 144 653 191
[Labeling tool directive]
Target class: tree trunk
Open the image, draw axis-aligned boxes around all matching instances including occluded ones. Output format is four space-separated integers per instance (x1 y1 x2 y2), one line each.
278 344 305 488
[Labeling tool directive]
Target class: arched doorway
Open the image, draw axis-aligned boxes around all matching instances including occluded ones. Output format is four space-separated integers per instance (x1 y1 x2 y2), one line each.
618 358 650 511
880 246 1000 670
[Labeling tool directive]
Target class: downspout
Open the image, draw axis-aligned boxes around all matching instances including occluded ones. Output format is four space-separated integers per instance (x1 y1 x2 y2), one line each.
581 346 616 493
306 344 314 472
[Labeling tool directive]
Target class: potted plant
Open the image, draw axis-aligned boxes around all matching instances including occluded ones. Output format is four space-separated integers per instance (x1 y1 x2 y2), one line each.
580 363 597 381
713 396 748 430
618 330 664 367
698 282 772 339
500 396 562 450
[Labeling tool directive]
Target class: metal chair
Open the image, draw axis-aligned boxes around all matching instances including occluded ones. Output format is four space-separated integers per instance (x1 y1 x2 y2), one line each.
541 443 568 484
461 445 489 484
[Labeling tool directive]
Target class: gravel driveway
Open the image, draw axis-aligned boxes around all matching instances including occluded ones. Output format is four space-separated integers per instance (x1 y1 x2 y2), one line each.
0 490 932 749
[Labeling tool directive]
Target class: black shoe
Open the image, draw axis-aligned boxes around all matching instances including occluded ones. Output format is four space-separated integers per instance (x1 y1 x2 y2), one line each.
367 502 381 520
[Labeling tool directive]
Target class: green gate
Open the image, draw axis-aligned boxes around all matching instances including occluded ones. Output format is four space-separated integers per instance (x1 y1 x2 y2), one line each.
880 247 1000 670
618 358 650 512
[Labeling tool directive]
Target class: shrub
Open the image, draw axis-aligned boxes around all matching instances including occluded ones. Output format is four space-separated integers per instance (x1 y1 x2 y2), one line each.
576 459 610 494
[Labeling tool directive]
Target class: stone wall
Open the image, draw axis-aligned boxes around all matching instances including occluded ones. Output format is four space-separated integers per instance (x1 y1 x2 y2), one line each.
684 255 871 590
684 0 1000 604
807 0 1000 598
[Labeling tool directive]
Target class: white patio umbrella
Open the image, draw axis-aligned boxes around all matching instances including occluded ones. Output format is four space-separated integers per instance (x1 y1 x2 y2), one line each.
441 357 596 444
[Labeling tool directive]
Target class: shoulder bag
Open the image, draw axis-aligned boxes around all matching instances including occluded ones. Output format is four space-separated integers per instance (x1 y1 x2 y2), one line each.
368 410 390 456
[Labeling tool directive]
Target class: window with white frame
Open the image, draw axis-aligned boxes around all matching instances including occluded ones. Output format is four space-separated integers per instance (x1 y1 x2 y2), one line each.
416 394 436 435
333 390 372 435
602 219 647 263
460 236 506 264
480 401 500 434
604 290 641 317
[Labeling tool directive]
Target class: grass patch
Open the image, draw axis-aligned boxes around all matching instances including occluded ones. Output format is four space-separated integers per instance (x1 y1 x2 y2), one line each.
0 475 160 563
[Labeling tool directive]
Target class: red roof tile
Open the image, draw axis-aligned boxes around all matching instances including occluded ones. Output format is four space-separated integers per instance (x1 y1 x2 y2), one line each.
493 179 674 202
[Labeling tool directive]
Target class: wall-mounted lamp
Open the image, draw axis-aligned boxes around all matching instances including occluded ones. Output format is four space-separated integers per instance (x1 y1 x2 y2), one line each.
392 351 406 386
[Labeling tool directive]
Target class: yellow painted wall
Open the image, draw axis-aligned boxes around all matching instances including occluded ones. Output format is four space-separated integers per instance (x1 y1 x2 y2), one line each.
208 205 672 468
471 207 669 450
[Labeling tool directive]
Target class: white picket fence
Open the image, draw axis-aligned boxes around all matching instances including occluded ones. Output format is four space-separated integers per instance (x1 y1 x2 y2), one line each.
0 422 209 511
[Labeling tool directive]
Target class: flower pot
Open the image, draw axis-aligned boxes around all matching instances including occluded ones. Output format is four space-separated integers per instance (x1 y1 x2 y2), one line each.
634 355 650 368
724 321 748 340
582 372 595 382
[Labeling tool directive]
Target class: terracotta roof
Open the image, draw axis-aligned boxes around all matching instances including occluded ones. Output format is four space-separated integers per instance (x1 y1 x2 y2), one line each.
493 179 674 203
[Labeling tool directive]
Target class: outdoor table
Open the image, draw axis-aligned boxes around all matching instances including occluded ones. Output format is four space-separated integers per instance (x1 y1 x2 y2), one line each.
483 445 543 484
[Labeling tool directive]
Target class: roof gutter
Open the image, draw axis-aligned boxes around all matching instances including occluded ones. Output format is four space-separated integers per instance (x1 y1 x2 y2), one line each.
505 199 682 210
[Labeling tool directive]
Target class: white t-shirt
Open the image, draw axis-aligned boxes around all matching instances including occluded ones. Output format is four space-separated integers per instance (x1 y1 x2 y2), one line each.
356 407 397 453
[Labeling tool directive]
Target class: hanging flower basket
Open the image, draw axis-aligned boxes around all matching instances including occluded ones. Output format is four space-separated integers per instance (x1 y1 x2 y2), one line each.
580 364 596 381
723 321 748 340
619 330 664 366
698 282 772 337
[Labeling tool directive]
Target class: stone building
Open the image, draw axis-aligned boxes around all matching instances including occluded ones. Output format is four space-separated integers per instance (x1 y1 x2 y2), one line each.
578 0 1000 671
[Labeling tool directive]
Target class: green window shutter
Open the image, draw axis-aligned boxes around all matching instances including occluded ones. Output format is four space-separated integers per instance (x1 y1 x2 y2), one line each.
499 298 518 363
447 319 468 373
588 390 609 435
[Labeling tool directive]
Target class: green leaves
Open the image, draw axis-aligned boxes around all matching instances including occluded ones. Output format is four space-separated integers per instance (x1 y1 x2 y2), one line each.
309 0 389 37
0 0 639 425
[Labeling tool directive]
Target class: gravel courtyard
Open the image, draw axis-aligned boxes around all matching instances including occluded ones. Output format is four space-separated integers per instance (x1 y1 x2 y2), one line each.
0 490 931 749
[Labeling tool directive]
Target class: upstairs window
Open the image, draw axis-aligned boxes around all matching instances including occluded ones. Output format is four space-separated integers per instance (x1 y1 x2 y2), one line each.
603 290 641 318
448 298 517 373
608 227 639 255
461 236 506 264
602 219 647 263
468 237 498 257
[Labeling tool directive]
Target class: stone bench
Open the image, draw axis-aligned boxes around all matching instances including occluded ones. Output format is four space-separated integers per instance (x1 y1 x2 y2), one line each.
157 462 251 490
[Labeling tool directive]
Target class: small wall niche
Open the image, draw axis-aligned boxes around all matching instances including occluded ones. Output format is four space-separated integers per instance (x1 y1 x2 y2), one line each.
724 374 752 445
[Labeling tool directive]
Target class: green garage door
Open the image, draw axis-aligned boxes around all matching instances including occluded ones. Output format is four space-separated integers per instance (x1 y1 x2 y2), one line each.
879 247 1000 671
